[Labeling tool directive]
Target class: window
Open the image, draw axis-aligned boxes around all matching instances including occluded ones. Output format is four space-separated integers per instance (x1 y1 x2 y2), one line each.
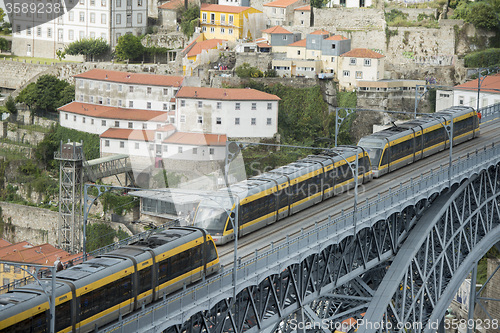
193 148 197 154
147 102 151 109
210 27 215 33
105 140 110 147
267 118 272 125
178 147 183 153
90 13 95 23
459 97 464 105
98 97 103 104
37 27 42 37
127 14 132 24
137 13 142 24
350 58 356 65
221 14 225 23
364 59 371 66
65 114 68 120
180 115 186 122
197 116 203 124
120 141 124 148
116 14 121 24
355 71 363 79
142 123 147 129
298 50 301 55
163 103 168 110
229 28 233 35
101 0 106 5
118 100 122 107
163 88 168 95
135 142 139 149
128 122 133 129
106 98 110 105
91 0 95 4
235 102 240 110
181 100 185 107
118 85 122 92
91 119 94 125
209 148 214 155
102 120 106 126
216 102 222 109
221 28 225 34
80 12 85 22
90 96 94 103
202 12 207 22
343 70 350 77
267 103 272 110
106 83 110 90
82 117 86 123
137 0 142 5
16 25 20 34
101 13 106 24
251 103 256 110
216 117 222 124
115 121 120 127
251 118 256 125
129 101 133 107
229 15 233 24
47 28 52 37
129 86 134 92
282 35 287 40
80 94 83 101
331 44 336 49
198 101 202 108
235 117 240 125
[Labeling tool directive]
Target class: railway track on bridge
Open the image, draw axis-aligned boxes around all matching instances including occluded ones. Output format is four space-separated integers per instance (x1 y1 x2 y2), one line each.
217 123 500 266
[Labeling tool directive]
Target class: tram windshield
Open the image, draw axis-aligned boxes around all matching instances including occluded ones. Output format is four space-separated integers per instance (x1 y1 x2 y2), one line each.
193 206 229 233
358 139 384 167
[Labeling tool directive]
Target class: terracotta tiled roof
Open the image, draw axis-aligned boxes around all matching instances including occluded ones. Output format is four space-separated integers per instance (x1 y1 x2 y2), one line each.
288 38 306 47
0 239 11 248
100 128 157 141
74 69 184 87
0 241 31 257
257 42 271 48
163 132 227 146
158 0 194 10
310 29 330 35
59 102 170 122
261 26 292 34
454 73 500 94
294 5 310 10
200 3 251 13
0 243 80 266
157 124 176 132
176 86 281 101
341 48 384 59
263 0 300 7
186 39 226 58
326 35 348 40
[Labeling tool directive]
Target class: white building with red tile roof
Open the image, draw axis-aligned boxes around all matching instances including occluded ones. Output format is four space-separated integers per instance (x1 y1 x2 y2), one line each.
59 102 171 135
436 73 500 112
74 69 184 112
175 86 280 139
339 48 385 90
100 128 227 162
263 0 307 27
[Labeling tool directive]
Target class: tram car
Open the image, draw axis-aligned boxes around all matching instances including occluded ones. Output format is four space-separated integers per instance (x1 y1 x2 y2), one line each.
357 106 480 178
0 227 220 333
193 146 372 245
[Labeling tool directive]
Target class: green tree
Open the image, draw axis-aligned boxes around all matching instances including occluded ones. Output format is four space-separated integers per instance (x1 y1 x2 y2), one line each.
5 95 17 116
310 0 328 8
15 82 38 111
178 5 200 38
235 63 263 78
0 37 8 52
453 0 500 30
115 34 144 61
65 38 109 61
56 49 66 61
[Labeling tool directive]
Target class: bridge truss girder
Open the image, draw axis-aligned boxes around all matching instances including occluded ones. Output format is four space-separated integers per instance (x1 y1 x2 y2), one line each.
161 201 431 333
360 164 500 333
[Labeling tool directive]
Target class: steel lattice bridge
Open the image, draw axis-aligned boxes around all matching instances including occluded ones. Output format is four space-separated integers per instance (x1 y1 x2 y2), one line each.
101 106 500 333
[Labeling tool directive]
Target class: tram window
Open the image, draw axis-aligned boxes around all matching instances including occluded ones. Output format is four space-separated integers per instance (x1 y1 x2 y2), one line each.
208 240 218 262
336 163 352 184
381 148 389 166
158 259 169 284
240 194 276 224
169 245 203 280
55 301 72 331
390 139 413 162
138 266 152 294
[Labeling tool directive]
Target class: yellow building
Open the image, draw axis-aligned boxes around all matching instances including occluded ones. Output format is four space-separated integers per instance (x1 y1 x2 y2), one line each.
200 4 265 41
182 36 227 76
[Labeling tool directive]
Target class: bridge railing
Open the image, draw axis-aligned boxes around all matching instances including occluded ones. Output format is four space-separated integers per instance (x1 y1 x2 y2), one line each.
480 102 500 123
101 141 500 332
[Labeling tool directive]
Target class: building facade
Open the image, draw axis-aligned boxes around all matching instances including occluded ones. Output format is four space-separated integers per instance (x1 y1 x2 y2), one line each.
74 69 183 112
174 86 280 138
11 0 148 58
338 48 385 90
199 4 264 41
263 0 306 27
261 26 300 52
